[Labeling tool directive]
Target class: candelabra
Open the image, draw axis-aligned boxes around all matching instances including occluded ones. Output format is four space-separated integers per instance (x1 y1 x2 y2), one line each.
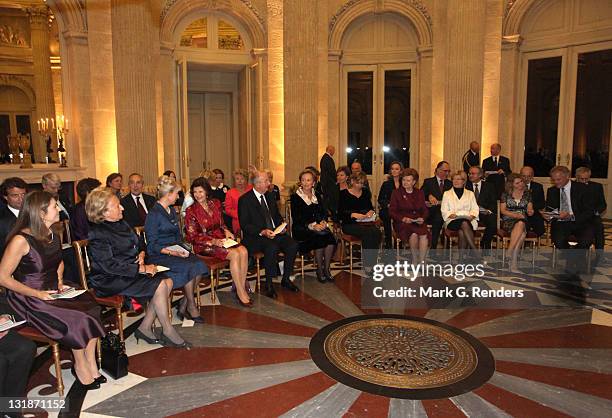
56 115 68 167
37 116 69 167
37 117 55 163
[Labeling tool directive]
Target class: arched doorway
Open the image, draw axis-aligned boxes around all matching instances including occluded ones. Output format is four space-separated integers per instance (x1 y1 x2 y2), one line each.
161 0 265 183
0 82 36 162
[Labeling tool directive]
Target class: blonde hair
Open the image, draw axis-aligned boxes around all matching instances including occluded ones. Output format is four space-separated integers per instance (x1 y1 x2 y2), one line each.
86 187 115 224
42 173 61 186
157 175 180 199
233 168 249 183
198 169 214 181
451 170 467 182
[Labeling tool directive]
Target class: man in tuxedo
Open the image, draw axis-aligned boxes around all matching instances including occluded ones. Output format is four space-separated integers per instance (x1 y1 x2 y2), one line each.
462 141 480 173
350 161 370 190
575 166 606 250
42 173 72 220
466 166 497 249
120 173 156 228
482 143 511 198
0 177 26 258
422 161 452 249
520 166 546 237
238 172 299 298
320 145 337 215
544 166 595 250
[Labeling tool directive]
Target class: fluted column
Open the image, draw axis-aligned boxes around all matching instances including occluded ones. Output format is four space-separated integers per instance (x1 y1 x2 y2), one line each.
266 0 284 185
26 5 55 162
110 0 158 183
499 35 521 169
418 46 433 175
283 0 318 186
443 0 486 172
159 43 178 175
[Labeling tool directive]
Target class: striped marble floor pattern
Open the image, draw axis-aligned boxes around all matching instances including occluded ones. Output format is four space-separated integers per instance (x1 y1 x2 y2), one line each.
23 261 612 418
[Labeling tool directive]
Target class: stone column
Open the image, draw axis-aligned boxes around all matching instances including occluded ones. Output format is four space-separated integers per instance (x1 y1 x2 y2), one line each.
481 0 504 163
110 0 158 183
283 0 318 186
499 35 521 169
266 0 284 184
159 43 178 175
417 46 433 176
443 0 486 172
26 5 55 162
327 50 342 165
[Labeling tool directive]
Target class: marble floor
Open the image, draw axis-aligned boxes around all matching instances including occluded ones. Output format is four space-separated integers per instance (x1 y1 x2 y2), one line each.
23 254 612 418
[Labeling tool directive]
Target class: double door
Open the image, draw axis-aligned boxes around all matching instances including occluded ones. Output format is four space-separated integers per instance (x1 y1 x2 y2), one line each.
343 63 415 201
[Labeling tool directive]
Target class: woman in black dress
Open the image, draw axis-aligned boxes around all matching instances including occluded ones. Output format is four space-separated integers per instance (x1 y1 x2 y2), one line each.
86 188 191 348
378 161 403 248
338 172 382 271
290 170 337 283
0 191 106 389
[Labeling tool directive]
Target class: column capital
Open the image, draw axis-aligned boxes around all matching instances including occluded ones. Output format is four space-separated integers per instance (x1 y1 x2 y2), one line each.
417 45 433 58
328 49 342 61
502 34 522 50
252 47 267 57
24 5 51 29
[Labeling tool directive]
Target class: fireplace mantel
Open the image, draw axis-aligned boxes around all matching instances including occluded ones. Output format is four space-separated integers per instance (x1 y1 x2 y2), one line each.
0 164 87 184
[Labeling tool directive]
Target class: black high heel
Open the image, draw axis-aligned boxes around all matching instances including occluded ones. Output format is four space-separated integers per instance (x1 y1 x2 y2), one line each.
160 332 192 349
134 328 161 344
234 291 253 307
184 311 205 324
71 366 101 390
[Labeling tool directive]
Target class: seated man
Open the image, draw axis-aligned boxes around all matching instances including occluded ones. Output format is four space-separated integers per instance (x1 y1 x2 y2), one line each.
0 177 26 258
120 173 156 228
238 172 299 298
466 166 497 250
544 165 595 249
421 161 452 249
575 166 606 250
42 173 72 220
520 166 546 237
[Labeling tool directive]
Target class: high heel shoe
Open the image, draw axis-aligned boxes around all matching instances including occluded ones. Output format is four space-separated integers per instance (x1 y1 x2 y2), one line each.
134 328 161 344
160 332 192 349
324 268 334 282
184 311 205 324
234 291 253 307
71 366 101 390
95 374 107 384
316 269 326 283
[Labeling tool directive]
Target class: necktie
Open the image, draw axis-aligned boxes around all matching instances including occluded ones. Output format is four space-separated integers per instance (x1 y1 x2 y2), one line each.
260 195 274 229
136 196 147 224
474 183 480 201
494 156 498 167
560 187 570 213
439 180 444 194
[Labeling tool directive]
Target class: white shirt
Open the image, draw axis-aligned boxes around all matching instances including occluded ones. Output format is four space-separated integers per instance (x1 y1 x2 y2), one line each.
472 181 482 191
253 189 275 228
57 200 70 218
131 193 149 214
7 206 19 218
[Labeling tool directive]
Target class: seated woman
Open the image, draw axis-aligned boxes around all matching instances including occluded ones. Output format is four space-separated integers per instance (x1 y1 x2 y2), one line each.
70 177 101 241
290 170 337 283
184 177 252 307
500 173 534 272
0 191 106 389
86 188 191 348
163 170 185 207
224 169 253 236
389 168 430 263
106 172 123 199
441 171 479 257
378 161 403 249
338 172 382 271
145 176 209 324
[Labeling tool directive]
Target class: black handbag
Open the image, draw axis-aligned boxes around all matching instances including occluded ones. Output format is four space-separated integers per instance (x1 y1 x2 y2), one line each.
101 332 129 379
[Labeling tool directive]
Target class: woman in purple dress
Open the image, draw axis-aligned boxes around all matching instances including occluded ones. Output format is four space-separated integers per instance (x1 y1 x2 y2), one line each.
0 191 106 390
389 168 430 263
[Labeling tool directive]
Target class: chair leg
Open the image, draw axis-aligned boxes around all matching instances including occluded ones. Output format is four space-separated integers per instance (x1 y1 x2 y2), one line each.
116 307 124 342
301 255 305 278
256 258 261 291
51 342 64 397
168 294 173 321
96 338 102 365
349 242 353 275
211 269 217 303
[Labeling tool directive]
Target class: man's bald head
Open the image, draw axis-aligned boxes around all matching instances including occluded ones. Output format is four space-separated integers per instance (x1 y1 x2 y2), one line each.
326 145 335 156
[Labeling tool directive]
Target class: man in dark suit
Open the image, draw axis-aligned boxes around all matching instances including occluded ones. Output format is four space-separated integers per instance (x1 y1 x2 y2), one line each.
544 166 595 250
575 166 607 250
422 161 452 249
42 173 72 221
238 171 299 298
520 166 546 237
320 145 337 215
466 166 497 249
462 141 480 173
0 177 26 258
482 143 511 198
120 173 156 228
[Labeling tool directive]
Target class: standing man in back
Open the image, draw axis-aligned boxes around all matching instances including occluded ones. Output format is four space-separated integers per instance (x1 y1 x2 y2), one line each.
319 145 337 216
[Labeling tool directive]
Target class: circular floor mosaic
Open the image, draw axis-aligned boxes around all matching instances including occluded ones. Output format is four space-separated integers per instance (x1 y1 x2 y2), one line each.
309 314 495 399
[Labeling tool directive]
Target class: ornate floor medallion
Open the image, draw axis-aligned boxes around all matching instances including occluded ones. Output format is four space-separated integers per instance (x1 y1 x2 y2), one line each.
310 314 495 399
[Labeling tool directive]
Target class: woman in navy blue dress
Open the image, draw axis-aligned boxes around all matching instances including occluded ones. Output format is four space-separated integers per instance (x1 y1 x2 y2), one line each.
145 176 208 323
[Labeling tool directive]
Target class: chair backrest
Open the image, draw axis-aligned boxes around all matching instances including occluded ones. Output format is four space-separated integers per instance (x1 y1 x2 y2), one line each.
51 220 71 245
71 239 91 290
285 199 293 238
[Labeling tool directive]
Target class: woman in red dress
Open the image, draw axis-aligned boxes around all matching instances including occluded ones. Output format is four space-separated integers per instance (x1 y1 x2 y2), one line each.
224 169 253 236
185 177 252 306
389 168 430 263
